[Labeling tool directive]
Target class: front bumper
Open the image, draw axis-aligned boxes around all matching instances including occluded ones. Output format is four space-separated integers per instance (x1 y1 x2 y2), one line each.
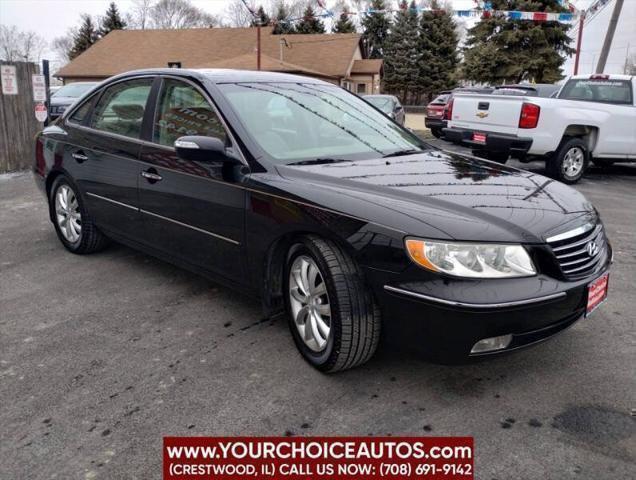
443 127 533 157
370 264 610 362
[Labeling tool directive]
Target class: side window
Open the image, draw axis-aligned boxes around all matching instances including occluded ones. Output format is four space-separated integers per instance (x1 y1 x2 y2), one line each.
153 79 227 148
90 79 152 139
68 98 93 124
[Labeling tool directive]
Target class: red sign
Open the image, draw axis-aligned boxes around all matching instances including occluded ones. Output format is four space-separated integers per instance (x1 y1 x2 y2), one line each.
164 437 474 480
35 102 48 122
472 133 486 144
587 273 609 315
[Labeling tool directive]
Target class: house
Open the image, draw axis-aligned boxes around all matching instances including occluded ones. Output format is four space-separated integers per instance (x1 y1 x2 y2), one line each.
54 27 382 95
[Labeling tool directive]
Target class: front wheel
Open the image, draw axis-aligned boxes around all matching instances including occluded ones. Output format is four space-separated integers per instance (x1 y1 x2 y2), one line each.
284 236 381 372
547 138 589 184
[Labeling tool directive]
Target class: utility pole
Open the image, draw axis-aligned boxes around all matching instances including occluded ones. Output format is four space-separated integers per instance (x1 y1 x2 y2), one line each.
574 11 585 75
596 0 624 73
255 22 262 71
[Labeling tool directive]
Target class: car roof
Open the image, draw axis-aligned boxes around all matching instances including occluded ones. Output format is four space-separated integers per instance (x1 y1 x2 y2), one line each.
568 73 633 81
364 94 396 99
108 68 332 85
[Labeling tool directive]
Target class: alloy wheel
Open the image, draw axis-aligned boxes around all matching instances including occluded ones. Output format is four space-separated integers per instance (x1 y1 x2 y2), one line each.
288 255 331 352
562 147 585 179
55 184 82 243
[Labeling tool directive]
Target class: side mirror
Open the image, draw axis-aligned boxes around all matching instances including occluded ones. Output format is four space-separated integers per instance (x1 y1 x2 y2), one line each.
174 136 241 164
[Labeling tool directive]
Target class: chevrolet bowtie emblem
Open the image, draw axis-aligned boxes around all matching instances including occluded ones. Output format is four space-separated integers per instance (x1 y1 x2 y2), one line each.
476 112 489 118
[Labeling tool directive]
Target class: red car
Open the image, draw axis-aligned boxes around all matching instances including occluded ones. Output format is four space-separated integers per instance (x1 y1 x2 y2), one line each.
425 88 493 139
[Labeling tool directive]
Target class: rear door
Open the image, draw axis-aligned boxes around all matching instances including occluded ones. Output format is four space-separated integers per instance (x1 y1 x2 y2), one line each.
137 77 246 283
64 77 154 239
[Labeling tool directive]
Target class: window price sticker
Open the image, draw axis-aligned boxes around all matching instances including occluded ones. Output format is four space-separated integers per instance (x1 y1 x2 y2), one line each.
164 436 474 479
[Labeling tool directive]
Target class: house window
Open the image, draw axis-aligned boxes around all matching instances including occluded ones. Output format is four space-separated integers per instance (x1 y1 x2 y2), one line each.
357 83 367 94
342 81 351 91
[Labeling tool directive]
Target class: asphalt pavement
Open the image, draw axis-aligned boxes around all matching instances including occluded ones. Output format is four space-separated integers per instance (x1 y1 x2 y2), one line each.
1 153 635 479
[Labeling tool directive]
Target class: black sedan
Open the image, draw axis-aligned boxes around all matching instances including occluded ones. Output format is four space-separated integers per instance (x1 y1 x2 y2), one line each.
33 69 612 372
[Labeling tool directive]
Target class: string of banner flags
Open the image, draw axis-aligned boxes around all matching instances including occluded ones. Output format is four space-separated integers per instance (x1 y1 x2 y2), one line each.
241 0 589 25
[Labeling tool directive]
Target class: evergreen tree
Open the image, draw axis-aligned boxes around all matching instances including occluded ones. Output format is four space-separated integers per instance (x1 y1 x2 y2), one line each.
361 0 391 58
69 15 99 60
463 0 574 84
295 6 326 34
383 1 419 102
100 2 126 37
332 8 356 33
417 1 459 101
250 5 271 27
272 3 294 34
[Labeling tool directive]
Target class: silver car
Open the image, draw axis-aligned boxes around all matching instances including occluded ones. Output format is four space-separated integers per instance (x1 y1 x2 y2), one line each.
363 94 405 125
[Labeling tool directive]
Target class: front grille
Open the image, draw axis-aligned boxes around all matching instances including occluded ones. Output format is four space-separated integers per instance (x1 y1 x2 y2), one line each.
547 223 609 279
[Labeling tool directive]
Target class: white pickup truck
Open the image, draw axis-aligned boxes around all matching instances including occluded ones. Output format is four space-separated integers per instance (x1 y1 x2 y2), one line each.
443 74 636 183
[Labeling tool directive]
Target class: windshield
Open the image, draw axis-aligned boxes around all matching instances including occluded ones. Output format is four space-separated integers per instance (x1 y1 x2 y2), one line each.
364 96 394 112
219 83 424 164
53 83 96 98
558 79 633 105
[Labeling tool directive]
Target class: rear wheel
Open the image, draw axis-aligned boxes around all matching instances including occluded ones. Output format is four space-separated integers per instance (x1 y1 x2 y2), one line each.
50 175 109 254
284 236 380 372
472 150 508 164
547 138 589 184
430 128 443 139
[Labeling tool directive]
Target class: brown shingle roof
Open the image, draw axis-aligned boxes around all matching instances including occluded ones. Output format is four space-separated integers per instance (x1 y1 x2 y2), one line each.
55 27 361 79
351 59 383 74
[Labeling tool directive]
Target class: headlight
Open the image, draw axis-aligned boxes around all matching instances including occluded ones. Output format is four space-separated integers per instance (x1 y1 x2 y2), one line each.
405 238 536 278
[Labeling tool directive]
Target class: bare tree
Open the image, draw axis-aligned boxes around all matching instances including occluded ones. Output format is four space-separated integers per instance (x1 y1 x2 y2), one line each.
0 25 47 62
225 0 255 27
149 0 219 29
126 0 155 29
51 30 76 63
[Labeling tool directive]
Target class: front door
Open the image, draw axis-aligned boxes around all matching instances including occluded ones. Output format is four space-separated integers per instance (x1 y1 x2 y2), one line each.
137 77 246 283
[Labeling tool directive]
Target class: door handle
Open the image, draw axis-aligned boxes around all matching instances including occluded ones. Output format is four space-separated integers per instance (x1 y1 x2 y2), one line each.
141 169 162 183
72 151 88 163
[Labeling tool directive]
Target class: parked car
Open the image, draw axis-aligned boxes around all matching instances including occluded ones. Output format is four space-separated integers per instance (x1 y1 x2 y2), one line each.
34 69 611 372
444 74 636 183
49 82 98 119
425 87 493 139
492 83 560 98
363 94 405 125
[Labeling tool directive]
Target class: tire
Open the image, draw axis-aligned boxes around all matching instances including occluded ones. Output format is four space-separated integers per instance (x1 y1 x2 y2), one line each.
49 175 109 254
471 150 508 164
283 235 381 372
430 128 443 139
547 138 589 184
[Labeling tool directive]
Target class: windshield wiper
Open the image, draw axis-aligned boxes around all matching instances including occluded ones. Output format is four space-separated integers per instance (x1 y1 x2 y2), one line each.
287 158 353 166
382 149 421 158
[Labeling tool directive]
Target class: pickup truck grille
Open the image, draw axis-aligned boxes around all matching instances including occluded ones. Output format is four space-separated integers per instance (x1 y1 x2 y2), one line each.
547 223 609 280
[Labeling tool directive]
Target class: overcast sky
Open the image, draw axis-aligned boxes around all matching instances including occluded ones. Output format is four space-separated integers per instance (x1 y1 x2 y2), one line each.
1 0 634 75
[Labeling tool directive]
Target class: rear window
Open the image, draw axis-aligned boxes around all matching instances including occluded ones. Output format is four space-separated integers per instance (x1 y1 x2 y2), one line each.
431 94 450 104
558 79 633 105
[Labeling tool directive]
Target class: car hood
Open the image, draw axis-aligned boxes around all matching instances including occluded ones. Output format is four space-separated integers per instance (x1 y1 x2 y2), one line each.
50 96 78 106
276 150 595 243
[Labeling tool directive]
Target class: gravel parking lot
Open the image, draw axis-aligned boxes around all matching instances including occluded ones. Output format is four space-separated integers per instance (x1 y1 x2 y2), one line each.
1 149 635 479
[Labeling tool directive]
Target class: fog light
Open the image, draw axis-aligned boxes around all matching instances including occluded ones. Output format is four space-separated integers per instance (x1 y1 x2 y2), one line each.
470 334 512 354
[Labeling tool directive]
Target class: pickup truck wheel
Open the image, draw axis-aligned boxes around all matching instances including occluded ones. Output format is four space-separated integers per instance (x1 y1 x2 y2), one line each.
548 138 589 184
284 236 381 372
472 150 508 164
430 128 443 139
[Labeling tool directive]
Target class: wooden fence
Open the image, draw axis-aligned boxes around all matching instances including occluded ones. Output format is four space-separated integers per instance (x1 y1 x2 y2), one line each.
0 61 43 174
